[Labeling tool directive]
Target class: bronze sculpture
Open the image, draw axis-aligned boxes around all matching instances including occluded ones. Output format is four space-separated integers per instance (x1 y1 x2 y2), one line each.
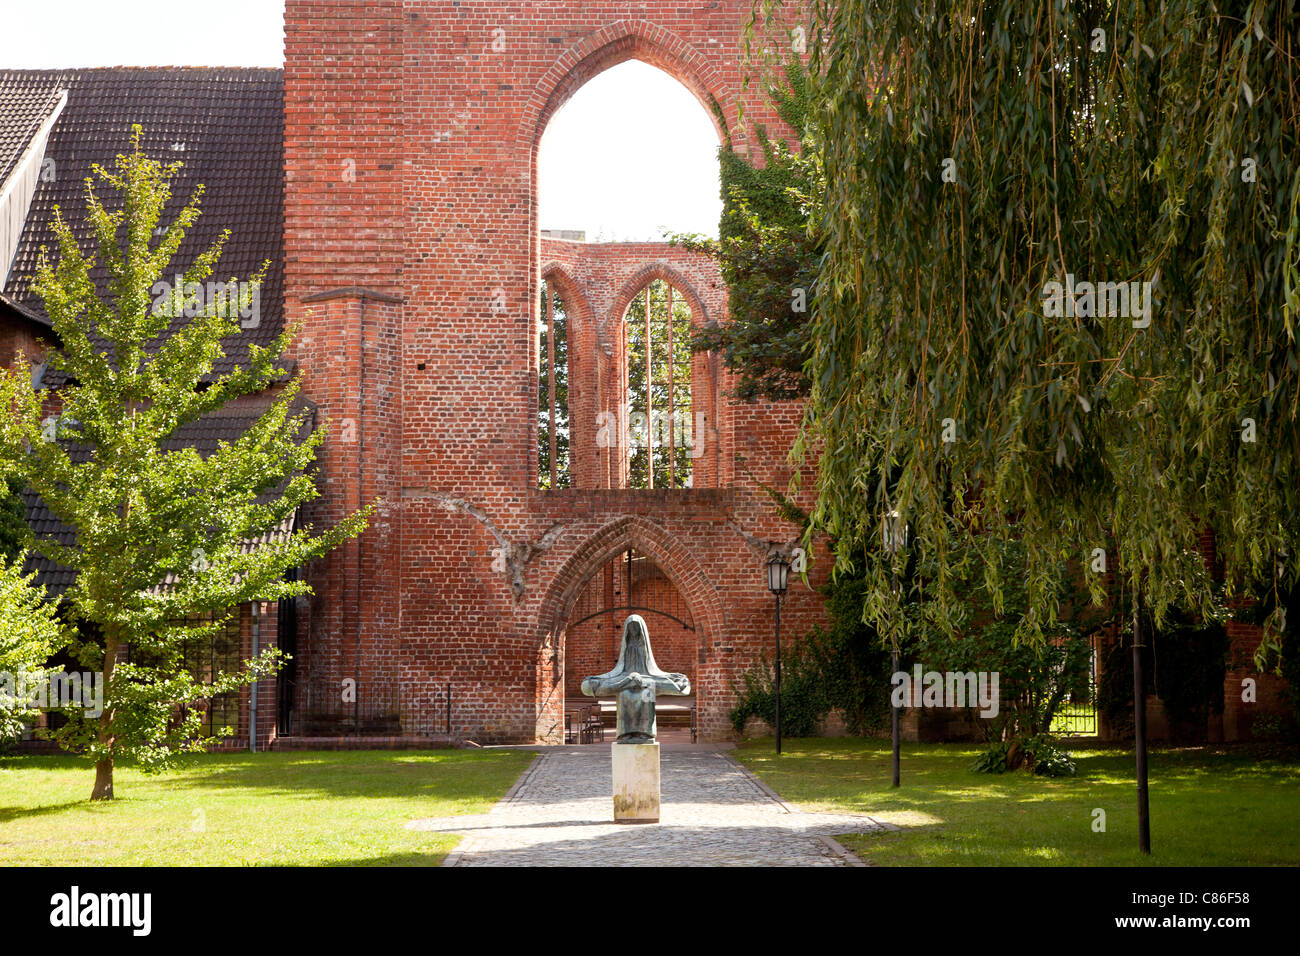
580 614 690 743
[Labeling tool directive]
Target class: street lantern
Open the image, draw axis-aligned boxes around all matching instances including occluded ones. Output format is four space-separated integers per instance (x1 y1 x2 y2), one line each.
882 509 908 554
766 551 792 754
882 509 907 787
766 551 791 596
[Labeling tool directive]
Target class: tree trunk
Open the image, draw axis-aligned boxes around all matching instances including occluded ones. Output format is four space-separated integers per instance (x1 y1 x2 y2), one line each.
90 628 119 801
90 756 114 800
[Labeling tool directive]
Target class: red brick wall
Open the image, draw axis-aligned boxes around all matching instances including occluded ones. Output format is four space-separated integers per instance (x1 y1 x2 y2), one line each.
283 0 826 743
0 321 48 371
1222 619 1291 741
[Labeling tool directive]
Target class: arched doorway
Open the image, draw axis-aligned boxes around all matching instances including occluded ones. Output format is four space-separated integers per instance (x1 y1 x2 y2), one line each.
564 546 697 688
536 517 725 744
559 549 699 743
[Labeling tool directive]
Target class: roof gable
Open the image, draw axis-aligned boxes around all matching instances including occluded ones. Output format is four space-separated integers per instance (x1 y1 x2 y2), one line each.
0 67 285 381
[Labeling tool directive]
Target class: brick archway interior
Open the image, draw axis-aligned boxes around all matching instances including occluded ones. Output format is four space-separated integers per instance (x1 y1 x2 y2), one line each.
531 25 733 493
538 248 728 490
535 516 725 742
561 547 698 699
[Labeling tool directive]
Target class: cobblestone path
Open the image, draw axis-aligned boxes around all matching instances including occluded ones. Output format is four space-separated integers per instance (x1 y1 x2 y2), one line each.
406 746 886 866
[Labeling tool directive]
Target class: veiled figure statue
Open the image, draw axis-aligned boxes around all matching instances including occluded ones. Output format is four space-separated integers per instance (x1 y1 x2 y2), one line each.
581 614 690 743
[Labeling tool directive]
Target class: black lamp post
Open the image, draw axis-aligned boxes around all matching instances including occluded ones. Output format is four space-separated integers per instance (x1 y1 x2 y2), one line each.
882 510 907 787
766 551 791 755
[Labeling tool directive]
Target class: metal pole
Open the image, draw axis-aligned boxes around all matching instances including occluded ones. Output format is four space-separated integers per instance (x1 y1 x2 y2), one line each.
891 645 900 787
666 284 675 487
775 591 782 755
250 602 259 753
891 555 901 787
1133 594 1151 853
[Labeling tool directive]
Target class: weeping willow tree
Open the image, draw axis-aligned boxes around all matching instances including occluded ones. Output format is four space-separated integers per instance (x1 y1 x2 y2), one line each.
783 0 1299 852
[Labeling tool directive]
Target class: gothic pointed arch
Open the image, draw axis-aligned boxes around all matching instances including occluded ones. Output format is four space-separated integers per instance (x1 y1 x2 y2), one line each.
609 261 712 335
522 21 734 151
537 514 725 652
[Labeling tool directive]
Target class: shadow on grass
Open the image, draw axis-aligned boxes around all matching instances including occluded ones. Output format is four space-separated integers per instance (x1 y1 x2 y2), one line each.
735 738 1300 866
0 800 86 824
0 749 537 809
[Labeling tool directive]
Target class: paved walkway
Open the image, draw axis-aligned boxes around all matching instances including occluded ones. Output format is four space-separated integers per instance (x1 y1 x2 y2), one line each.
406 745 886 866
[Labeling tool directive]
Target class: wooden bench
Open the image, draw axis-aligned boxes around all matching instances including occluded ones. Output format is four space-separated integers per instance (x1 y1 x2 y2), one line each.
652 700 697 742
565 700 606 743
568 697 696 742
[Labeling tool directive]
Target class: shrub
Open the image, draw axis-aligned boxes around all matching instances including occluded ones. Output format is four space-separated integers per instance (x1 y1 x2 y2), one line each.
729 570 896 738
729 640 828 738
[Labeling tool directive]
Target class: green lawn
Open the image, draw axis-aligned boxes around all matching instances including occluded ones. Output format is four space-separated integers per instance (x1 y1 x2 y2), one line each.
0 749 535 866
735 738 1300 866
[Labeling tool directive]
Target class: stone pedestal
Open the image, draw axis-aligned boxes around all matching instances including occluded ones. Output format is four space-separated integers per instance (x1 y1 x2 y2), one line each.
611 742 660 823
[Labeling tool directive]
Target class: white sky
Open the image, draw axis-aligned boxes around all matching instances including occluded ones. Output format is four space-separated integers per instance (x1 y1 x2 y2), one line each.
538 61 721 240
3 0 722 240
1 0 289 68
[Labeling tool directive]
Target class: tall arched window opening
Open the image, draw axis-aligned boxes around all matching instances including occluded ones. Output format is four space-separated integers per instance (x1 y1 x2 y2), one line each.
536 59 722 491
538 279 570 488
625 278 694 489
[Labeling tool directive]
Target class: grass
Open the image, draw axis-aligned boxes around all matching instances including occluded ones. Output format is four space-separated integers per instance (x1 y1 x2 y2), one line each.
0 749 535 866
734 737 1300 866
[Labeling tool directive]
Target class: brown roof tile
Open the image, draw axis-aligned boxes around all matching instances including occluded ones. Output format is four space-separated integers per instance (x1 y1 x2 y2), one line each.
0 72 66 187
0 67 285 384
23 394 315 597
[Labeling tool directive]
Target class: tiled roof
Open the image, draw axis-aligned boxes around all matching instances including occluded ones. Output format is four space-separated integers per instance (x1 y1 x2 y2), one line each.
0 67 286 383
0 290 48 329
24 395 316 597
0 72 65 187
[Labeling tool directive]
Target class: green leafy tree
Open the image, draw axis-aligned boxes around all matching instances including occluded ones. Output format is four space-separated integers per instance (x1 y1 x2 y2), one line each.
0 475 27 561
677 59 821 403
0 555 63 743
0 129 372 800
796 0 1300 851
801 0 1299 651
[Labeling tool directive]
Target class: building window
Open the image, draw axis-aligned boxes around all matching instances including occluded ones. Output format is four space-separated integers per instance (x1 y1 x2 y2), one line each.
625 279 693 489
538 279 571 489
181 614 242 737
132 613 243 738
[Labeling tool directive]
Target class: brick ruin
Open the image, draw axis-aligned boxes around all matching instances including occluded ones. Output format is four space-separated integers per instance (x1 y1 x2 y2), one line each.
281 0 829 743
1 2 1288 748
